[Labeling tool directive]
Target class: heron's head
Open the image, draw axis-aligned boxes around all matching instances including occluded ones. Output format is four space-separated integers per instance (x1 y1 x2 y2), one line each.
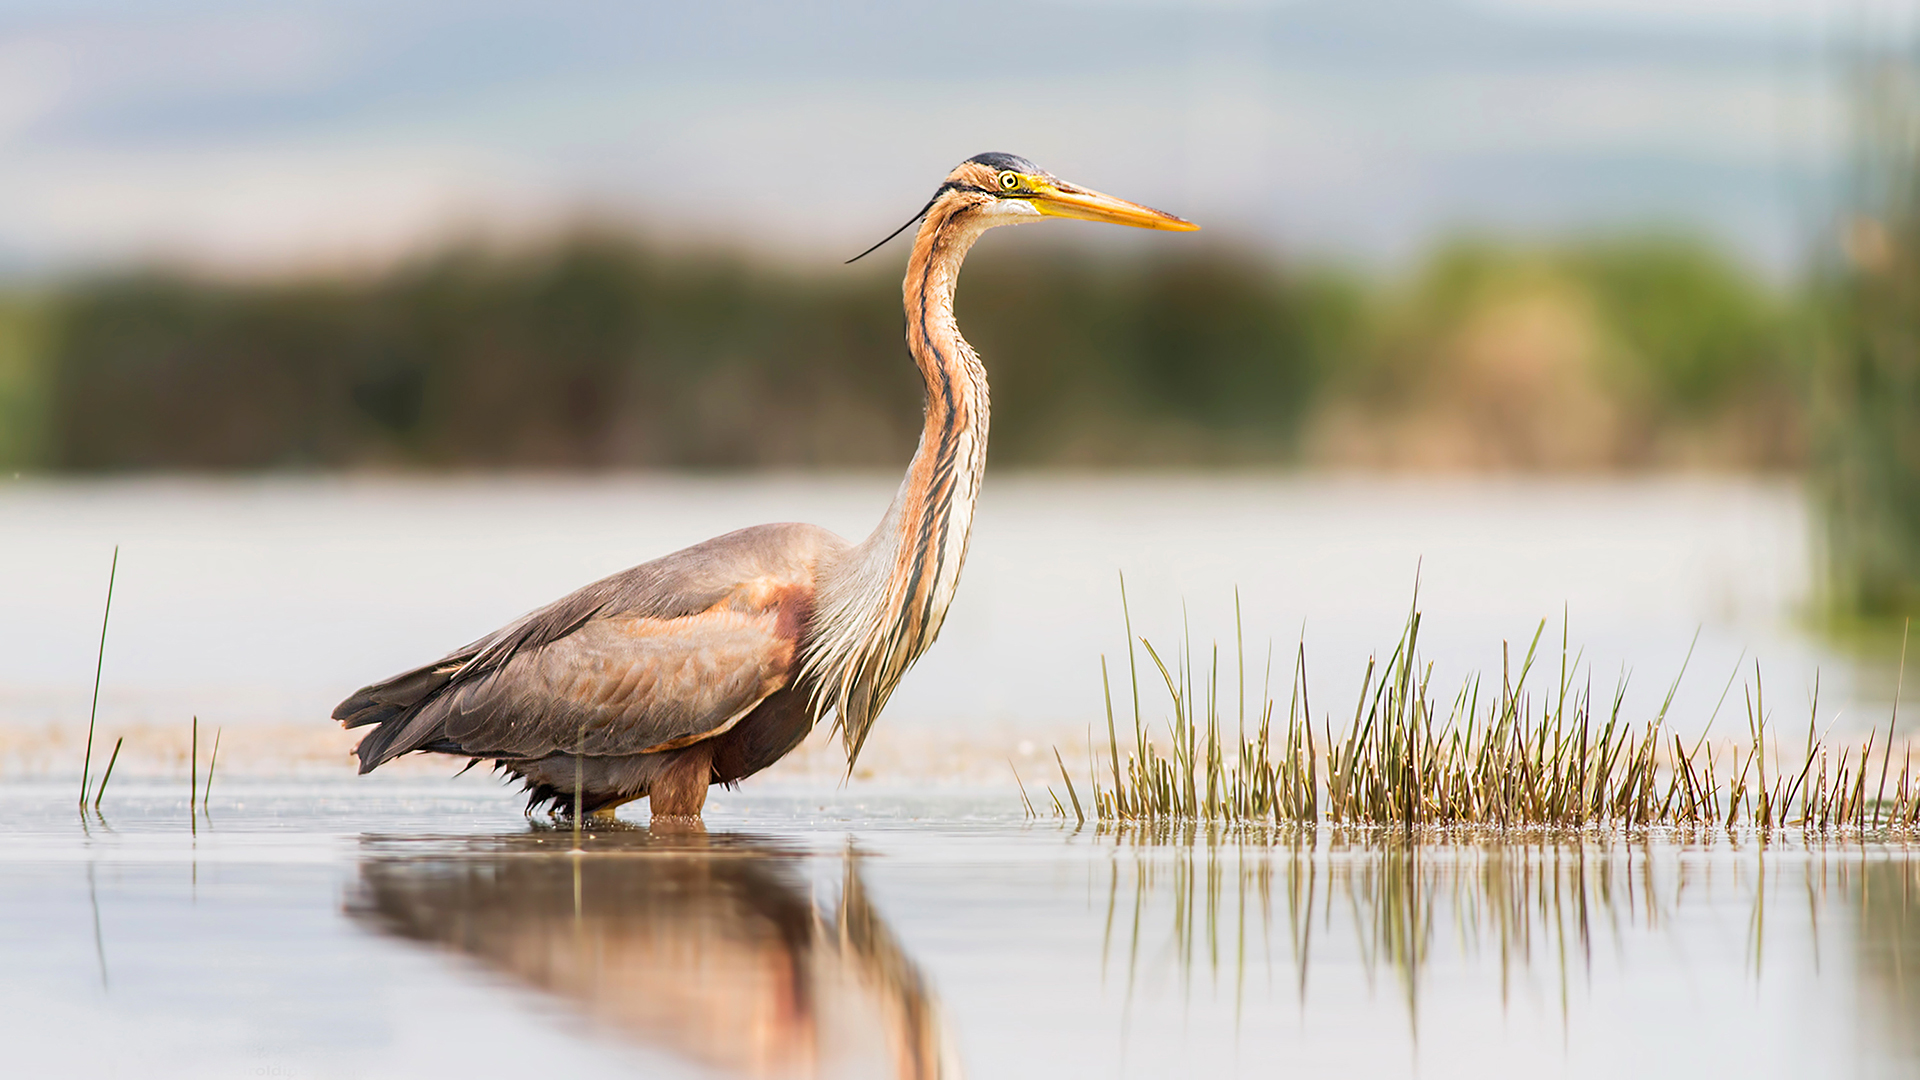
848 152 1196 262
943 152 1198 231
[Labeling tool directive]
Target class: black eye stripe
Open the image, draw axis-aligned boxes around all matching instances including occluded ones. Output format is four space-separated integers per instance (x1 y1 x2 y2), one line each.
936 181 996 198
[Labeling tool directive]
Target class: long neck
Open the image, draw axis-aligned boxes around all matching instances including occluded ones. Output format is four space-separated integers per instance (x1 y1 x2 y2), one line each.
807 205 993 762
891 203 993 632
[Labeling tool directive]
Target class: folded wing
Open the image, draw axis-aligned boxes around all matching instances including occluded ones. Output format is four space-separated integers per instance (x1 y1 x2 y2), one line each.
336 523 839 773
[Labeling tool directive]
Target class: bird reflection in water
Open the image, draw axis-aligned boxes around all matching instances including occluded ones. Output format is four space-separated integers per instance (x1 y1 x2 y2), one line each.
348 830 960 1079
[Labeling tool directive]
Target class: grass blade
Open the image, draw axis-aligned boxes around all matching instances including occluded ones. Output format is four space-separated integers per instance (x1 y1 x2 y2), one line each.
78 545 118 808
91 737 123 811
203 728 222 811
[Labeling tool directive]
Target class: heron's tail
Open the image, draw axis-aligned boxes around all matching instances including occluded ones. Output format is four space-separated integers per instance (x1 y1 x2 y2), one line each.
333 652 475 772
334 662 454 729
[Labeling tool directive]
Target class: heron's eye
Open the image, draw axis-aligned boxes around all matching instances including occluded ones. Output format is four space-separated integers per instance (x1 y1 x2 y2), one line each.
999 171 1020 192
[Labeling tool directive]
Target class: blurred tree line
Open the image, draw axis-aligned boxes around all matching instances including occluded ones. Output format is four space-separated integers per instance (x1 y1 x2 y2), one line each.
0 229 1802 474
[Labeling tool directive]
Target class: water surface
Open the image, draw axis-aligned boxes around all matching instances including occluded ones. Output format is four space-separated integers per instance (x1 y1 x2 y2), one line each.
0 473 1862 758
4 473 1904 1076
9 779 1920 1079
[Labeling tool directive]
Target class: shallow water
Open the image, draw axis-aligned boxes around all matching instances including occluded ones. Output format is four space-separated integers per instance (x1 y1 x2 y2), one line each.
0 473 1871 763
10 777 1920 1079
3 474 1904 1075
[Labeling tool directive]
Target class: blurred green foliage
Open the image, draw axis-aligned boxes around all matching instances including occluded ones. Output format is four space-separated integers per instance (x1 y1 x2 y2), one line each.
1817 247 1920 622
8 227 1799 474
1815 208 1920 624
0 295 52 469
1574 237 1790 417
959 247 1364 462
1808 59 1920 626
1354 236 1794 410
50 239 917 469
1299 235 1801 470
36 234 1355 470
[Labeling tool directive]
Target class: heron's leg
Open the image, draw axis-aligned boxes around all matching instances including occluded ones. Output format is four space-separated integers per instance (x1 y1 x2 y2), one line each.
649 741 715 818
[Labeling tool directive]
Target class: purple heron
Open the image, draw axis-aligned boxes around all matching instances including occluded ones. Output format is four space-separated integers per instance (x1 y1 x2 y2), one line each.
334 153 1196 818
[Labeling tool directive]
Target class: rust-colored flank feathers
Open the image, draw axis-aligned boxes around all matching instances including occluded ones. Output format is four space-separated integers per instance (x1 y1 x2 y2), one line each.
333 154 1194 818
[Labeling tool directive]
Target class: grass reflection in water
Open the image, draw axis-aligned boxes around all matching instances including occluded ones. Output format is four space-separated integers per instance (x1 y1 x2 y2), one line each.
1092 825 1920 1045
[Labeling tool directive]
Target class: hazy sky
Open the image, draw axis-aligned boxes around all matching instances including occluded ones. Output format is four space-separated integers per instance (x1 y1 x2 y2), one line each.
0 0 1903 275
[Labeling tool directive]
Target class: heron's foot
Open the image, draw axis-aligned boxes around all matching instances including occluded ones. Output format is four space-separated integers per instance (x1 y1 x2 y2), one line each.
542 804 623 827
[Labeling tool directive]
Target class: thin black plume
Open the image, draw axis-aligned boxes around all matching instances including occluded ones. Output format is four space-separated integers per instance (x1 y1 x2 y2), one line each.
845 188 946 264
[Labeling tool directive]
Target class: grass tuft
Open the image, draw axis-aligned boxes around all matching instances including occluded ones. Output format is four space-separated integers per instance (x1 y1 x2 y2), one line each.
1049 590 1920 833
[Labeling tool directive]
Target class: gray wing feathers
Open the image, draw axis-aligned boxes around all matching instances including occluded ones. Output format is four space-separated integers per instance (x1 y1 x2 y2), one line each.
442 612 792 753
339 523 845 773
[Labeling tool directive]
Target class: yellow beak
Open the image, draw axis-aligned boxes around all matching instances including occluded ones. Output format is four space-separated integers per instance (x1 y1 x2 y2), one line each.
1028 180 1199 231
